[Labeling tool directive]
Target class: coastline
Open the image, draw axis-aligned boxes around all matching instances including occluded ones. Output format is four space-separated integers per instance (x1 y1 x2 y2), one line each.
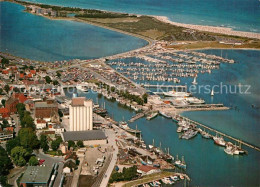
153 16 260 40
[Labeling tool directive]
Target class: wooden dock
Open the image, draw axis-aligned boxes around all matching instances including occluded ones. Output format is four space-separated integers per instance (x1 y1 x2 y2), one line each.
180 115 260 152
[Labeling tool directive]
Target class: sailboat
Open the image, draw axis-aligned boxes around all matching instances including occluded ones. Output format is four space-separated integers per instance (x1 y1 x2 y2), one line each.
211 88 214 96
192 76 197 85
148 139 155 149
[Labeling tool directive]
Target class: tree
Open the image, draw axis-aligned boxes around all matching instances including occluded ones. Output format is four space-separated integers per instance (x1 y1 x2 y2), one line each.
21 111 35 129
52 80 59 86
40 134 49 152
56 71 61 78
1 99 6 107
51 140 60 151
142 93 148 104
29 156 38 166
58 109 63 118
13 87 20 93
4 85 10 93
0 146 13 176
18 128 40 149
0 88 3 95
1 58 9 65
45 76 52 84
6 138 20 155
51 136 62 151
11 146 30 166
68 140 75 150
77 140 84 148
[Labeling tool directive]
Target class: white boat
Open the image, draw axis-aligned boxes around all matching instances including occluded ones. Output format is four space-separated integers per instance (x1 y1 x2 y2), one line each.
163 90 190 97
211 89 214 96
185 97 205 104
192 76 197 85
76 85 88 92
224 146 234 155
213 135 226 146
159 111 172 118
177 126 183 133
146 112 158 120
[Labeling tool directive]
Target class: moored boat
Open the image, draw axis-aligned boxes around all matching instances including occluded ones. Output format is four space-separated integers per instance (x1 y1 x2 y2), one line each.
146 112 158 120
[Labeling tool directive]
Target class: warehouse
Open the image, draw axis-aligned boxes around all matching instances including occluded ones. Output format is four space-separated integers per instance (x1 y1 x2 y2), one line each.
61 130 107 145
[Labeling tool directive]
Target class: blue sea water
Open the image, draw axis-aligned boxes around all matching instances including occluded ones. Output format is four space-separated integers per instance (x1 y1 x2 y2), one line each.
0 2 147 61
66 49 259 186
19 0 260 33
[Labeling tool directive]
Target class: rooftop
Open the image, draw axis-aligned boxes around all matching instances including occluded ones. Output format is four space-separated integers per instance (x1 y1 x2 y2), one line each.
35 101 57 108
61 130 106 142
71 97 85 106
20 165 53 184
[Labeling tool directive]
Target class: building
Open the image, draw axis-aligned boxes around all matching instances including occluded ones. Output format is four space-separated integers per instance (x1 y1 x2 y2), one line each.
0 128 13 141
137 165 161 176
0 108 9 118
34 99 58 121
19 165 54 187
5 97 19 114
61 130 107 145
69 97 93 131
35 119 47 129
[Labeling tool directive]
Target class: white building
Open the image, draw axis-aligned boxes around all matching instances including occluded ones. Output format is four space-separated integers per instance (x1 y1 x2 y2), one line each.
69 97 93 131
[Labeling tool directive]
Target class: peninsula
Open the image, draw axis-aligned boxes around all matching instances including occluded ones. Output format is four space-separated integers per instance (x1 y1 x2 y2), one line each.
8 0 260 50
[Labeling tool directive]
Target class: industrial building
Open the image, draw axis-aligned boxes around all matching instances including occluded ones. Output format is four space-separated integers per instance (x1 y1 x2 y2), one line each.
61 130 107 145
69 97 93 131
19 165 54 187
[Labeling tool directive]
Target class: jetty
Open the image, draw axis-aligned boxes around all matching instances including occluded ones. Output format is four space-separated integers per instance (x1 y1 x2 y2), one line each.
180 115 260 152
175 104 229 111
122 172 190 187
129 113 145 123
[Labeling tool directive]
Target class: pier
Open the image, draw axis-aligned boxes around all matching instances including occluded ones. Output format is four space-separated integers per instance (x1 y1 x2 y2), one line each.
175 104 229 111
129 113 145 123
180 115 260 152
143 84 187 89
122 172 190 187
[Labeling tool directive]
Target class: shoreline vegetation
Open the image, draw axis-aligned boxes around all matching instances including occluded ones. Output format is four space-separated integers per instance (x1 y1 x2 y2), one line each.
2 0 260 63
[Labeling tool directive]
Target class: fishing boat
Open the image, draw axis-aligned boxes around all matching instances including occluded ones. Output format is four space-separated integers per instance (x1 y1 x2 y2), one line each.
200 130 211 139
119 121 141 134
181 129 198 140
213 134 226 146
177 126 183 133
174 155 186 170
146 112 158 120
224 144 234 155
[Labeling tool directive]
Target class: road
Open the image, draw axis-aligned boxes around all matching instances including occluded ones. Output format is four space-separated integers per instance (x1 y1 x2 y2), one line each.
99 129 118 187
71 157 84 187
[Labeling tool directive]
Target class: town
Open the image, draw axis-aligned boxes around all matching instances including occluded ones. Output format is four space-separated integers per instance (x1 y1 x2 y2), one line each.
1 38 258 187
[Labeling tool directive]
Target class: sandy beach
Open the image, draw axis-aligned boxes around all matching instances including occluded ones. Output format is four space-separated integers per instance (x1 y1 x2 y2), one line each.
153 16 260 40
